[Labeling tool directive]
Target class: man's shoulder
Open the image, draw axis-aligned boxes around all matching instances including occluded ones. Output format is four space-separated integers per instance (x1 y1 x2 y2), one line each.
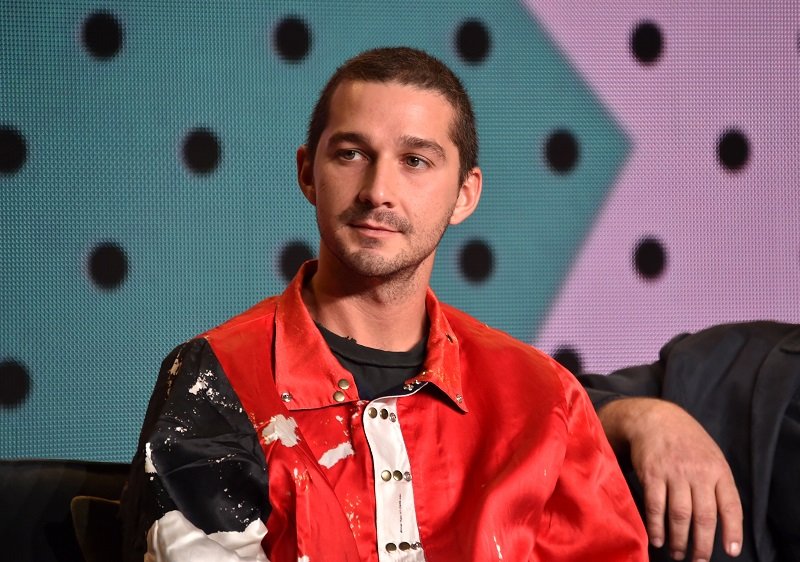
202 294 281 340
662 320 800 365
440 302 567 377
157 294 282 380
440 303 585 419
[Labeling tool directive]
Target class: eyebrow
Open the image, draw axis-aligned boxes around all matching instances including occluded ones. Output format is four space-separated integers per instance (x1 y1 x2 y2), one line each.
327 131 370 147
326 131 447 162
399 135 446 161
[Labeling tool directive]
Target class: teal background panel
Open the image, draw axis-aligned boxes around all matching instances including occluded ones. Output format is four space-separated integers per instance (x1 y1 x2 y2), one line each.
0 1 623 461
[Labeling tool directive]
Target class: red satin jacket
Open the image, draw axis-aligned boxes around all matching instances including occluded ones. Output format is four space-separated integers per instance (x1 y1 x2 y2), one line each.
124 262 646 561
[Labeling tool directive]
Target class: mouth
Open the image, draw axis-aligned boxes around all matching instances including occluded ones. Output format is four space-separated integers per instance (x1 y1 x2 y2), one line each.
340 207 411 236
349 222 399 240
350 221 399 234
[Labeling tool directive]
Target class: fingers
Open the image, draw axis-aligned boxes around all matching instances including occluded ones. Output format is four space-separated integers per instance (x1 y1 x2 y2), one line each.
642 477 667 548
666 472 743 562
716 471 744 557
666 481 693 560
688 482 718 562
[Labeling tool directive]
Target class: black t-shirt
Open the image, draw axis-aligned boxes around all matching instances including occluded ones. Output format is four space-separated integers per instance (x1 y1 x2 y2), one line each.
317 323 426 401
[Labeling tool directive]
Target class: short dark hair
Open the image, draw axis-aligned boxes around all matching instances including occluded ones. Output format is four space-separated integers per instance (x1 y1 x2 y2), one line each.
306 46 478 183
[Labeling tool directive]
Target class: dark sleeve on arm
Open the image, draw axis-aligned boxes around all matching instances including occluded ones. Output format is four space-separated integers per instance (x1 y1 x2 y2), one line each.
578 333 692 410
121 338 270 560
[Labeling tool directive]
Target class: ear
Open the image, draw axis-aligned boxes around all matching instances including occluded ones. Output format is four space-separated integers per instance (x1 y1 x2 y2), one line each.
296 145 316 205
449 167 482 225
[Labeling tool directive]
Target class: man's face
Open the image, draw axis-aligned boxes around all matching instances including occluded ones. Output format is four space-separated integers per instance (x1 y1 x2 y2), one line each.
297 80 481 280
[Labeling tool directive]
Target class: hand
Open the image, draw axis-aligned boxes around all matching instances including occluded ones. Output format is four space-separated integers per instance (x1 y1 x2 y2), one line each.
598 398 743 562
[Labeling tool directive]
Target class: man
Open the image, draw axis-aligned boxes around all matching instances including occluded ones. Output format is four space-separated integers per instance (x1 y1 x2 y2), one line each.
122 47 647 560
583 321 799 562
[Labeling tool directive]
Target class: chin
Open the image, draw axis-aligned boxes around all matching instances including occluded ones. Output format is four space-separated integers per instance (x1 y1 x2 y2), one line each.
322 231 435 280
342 250 422 279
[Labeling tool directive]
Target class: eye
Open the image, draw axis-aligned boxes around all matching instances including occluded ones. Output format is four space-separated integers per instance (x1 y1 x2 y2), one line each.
405 156 428 169
338 149 363 161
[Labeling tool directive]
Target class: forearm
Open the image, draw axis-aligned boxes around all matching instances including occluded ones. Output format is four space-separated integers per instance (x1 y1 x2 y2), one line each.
596 396 668 456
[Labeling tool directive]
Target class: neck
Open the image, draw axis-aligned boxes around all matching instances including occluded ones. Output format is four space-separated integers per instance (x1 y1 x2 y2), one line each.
302 253 432 351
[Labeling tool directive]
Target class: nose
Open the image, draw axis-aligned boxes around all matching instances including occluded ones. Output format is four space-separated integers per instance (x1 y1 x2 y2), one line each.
357 157 396 208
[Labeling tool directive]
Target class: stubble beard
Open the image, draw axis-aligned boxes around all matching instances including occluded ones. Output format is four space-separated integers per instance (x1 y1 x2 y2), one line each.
319 203 454 282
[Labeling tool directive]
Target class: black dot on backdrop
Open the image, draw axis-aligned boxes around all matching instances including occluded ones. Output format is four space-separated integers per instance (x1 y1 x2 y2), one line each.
630 21 663 64
456 19 491 63
89 242 128 290
459 239 494 283
273 17 311 62
552 348 583 376
82 11 123 59
545 130 580 174
182 129 221 174
279 241 314 282
634 237 667 280
0 127 27 174
717 129 750 172
0 360 31 408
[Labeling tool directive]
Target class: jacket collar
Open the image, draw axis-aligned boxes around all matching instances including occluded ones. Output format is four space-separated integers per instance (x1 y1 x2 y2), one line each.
273 261 467 413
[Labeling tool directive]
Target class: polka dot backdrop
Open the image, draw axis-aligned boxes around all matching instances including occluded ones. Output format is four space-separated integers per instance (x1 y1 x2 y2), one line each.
0 1 795 461
529 0 800 373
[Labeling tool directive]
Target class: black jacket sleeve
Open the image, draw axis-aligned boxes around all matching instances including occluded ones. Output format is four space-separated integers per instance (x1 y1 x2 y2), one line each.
578 333 691 410
120 338 270 561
